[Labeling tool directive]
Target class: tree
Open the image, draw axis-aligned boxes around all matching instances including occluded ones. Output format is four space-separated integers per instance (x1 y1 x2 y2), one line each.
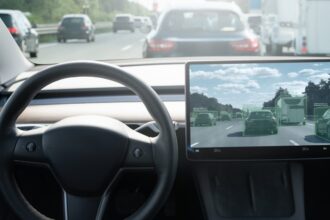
263 87 291 108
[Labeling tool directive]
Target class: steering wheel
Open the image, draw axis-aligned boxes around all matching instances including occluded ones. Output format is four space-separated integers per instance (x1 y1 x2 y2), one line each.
0 61 178 220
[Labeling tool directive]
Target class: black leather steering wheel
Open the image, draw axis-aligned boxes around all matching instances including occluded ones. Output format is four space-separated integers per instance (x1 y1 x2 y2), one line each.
0 61 178 220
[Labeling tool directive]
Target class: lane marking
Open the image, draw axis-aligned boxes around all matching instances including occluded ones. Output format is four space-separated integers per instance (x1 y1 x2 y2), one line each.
307 123 314 126
289 140 299 146
226 125 233 130
121 45 132 51
191 142 199 147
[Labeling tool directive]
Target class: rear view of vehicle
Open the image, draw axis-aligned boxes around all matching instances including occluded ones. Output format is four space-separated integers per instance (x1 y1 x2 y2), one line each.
194 113 216 127
261 0 299 55
247 13 261 35
276 96 306 125
315 109 330 139
134 17 143 28
245 110 278 135
143 2 260 58
0 10 38 57
113 14 135 33
57 14 95 43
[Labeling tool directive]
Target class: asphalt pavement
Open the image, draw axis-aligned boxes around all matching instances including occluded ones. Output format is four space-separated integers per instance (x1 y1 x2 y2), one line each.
30 31 147 64
191 119 330 148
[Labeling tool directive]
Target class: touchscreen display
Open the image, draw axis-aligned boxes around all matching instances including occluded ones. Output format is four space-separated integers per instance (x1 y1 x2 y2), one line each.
187 61 330 151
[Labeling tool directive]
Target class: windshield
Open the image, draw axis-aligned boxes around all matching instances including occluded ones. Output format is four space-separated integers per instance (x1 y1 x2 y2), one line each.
0 0 330 63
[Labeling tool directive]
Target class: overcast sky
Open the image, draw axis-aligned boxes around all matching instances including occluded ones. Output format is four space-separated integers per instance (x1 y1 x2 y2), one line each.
189 62 330 109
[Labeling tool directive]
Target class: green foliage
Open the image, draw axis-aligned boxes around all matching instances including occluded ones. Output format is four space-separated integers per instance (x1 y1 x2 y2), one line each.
190 93 241 113
0 0 150 23
263 87 291 108
305 77 330 115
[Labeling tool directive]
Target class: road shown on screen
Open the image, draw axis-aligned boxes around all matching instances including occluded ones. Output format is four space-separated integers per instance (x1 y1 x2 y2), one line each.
191 119 330 148
189 62 330 148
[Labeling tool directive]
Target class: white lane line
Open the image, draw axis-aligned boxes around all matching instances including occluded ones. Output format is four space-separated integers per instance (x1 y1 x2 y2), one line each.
226 125 233 130
191 142 199 147
307 123 314 126
121 45 132 51
289 140 299 146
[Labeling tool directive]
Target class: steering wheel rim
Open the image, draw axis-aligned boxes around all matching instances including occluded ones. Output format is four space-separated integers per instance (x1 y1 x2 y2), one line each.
0 61 178 220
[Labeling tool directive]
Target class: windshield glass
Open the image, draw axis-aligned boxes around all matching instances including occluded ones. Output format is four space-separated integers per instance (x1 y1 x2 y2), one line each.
0 0 329 63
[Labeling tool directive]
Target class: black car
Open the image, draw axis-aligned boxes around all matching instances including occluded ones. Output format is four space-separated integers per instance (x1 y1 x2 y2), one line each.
113 14 135 33
244 110 278 135
315 109 330 139
57 14 95 43
0 9 38 57
143 2 260 58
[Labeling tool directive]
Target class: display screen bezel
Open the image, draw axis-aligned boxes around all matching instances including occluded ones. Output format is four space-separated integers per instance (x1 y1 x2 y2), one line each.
185 59 330 160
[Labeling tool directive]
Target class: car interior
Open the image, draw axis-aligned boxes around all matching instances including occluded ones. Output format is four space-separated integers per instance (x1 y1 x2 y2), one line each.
1 1 330 220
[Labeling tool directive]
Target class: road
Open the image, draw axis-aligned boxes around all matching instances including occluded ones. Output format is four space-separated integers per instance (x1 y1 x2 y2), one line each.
31 31 147 64
191 120 330 148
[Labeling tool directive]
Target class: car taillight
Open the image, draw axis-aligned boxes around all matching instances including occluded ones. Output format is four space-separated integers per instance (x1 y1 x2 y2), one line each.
301 36 308 54
8 27 18 34
81 24 88 30
148 39 176 52
230 38 259 52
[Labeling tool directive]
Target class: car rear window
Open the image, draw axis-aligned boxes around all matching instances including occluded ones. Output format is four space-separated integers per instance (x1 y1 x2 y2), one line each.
249 112 272 119
197 114 210 119
0 13 13 27
162 10 244 34
116 16 130 22
62 17 84 26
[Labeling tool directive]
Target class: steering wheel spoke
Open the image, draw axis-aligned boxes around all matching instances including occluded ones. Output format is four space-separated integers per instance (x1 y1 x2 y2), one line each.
63 191 109 220
13 127 47 164
124 128 155 168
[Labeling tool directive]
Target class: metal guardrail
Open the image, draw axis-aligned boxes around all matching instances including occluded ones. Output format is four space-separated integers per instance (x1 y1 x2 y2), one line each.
35 22 112 35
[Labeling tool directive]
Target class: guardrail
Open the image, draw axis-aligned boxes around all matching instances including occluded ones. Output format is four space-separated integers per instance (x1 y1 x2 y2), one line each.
36 22 112 35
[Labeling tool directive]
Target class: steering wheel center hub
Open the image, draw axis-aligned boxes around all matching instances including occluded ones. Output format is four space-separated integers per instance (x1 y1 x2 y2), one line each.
43 115 129 195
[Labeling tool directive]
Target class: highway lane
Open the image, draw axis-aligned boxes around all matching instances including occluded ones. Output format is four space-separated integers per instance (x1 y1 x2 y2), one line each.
30 31 147 64
191 120 330 148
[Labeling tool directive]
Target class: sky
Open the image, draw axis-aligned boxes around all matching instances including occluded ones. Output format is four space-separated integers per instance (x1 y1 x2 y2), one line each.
189 62 330 109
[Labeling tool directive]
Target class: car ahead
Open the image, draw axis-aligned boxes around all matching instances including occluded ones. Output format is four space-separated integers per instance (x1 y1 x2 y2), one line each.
247 13 261 35
113 14 135 33
219 111 232 121
134 16 143 28
244 110 278 135
57 14 95 43
194 113 216 127
0 9 38 58
143 2 260 58
315 109 330 139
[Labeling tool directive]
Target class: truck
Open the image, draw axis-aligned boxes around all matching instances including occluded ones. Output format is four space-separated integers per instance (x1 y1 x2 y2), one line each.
261 0 300 55
276 96 306 125
294 0 330 55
